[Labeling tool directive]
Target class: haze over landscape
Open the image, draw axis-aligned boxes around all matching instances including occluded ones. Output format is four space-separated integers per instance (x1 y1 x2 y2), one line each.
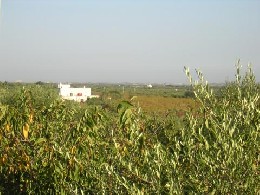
0 0 259 84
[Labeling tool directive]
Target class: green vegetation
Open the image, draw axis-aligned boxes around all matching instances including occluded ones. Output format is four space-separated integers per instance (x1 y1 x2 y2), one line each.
0 65 259 194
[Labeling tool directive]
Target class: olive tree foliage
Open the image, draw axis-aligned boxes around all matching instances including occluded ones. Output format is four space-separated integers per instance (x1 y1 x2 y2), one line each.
102 64 260 194
0 64 259 194
183 64 259 193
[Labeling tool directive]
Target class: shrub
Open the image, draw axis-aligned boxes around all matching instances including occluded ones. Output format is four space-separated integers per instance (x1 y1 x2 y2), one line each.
0 64 259 194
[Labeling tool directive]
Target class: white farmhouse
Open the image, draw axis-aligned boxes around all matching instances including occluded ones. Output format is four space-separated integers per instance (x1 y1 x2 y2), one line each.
147 84 153 88
58 83 96 102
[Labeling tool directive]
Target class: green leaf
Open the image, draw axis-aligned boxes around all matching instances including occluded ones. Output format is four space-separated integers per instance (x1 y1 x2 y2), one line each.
35 138 47 145
117 101 133 113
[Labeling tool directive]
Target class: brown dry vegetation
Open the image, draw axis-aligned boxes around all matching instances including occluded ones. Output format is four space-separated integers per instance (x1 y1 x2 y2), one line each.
133 95 197 114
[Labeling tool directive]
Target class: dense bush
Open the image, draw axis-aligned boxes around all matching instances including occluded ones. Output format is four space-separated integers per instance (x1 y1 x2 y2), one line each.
0 65 259 194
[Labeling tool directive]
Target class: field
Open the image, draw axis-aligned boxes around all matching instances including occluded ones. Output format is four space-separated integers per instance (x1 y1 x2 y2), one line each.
88 83 198 114
0 66 259 194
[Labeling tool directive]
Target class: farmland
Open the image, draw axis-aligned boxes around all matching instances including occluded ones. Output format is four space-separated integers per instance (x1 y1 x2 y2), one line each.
0 66 259 194
89 83 198 113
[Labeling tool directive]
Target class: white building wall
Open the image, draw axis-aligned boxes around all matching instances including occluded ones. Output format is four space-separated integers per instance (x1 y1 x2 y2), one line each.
58 83 92 102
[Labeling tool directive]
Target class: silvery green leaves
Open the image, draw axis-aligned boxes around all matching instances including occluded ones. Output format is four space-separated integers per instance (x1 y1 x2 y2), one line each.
183 64 260 193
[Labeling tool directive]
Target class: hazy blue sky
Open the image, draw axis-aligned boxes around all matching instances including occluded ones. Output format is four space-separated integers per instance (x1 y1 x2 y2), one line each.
0 0 259 83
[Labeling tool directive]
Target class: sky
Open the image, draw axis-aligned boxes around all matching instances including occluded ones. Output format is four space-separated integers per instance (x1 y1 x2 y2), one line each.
0 0 259 84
